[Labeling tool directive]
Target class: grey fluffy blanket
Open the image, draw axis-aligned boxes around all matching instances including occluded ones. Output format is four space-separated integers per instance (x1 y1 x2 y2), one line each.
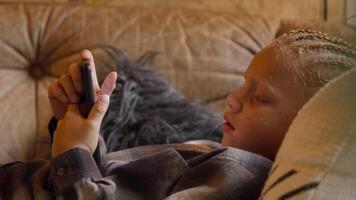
100 48 223 152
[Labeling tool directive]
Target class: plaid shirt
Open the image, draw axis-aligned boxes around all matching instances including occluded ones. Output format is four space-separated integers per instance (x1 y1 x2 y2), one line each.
0 128 272 199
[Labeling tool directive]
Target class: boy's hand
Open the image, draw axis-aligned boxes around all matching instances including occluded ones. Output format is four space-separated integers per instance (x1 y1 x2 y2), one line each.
48 49 117 120
51 95 110 157
48 49 117 157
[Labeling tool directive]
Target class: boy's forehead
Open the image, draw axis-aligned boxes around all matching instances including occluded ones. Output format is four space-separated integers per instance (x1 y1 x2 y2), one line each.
245 45 300 92
245 46 284 80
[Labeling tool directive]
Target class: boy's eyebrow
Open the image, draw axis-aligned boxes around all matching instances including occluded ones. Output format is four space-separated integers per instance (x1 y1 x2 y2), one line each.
243 74 277 96
254 79 278 96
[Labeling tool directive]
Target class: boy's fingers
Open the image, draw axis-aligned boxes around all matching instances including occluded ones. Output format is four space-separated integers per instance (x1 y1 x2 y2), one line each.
67 104 80 114
88 95 109 123
58 74 80 103
48 81 68 103
100 72 117 96
68 63 83 94
80 50 100 93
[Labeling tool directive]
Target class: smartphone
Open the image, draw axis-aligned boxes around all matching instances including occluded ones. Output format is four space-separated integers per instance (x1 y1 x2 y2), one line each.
80 59 95 117
80 59 101 167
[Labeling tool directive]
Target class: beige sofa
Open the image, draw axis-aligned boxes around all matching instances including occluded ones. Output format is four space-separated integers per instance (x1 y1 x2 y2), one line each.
0 2 282 162
1 0 355 162
1 1 356 199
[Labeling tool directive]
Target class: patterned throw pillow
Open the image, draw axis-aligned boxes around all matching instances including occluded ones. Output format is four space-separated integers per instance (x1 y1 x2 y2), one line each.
260 68 356 199
100 48 224 152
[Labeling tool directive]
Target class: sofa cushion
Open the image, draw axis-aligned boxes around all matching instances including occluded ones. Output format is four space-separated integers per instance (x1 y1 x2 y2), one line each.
0 3 279 162
260 68 356 199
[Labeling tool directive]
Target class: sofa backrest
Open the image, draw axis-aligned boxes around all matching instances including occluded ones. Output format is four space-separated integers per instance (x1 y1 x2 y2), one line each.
0 2 279 162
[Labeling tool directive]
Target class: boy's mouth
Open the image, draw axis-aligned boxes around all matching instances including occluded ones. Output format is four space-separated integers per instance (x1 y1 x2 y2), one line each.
222 116 236 132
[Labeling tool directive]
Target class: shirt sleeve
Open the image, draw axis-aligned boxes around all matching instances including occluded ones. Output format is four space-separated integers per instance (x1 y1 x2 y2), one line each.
50 148 101 192
50 148 117 199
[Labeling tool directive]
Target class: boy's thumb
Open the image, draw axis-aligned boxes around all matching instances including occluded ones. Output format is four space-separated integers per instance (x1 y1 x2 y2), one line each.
88 94 110 122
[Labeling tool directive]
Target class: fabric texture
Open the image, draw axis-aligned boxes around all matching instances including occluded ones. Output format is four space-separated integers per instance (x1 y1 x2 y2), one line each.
261 67 356 199
0 143 272 199
100 48 223 152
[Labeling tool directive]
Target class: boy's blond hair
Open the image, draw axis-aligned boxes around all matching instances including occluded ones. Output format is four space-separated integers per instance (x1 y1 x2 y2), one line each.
274 29 356 90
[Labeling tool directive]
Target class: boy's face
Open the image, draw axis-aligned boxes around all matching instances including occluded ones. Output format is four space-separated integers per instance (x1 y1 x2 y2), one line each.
221 44 307 160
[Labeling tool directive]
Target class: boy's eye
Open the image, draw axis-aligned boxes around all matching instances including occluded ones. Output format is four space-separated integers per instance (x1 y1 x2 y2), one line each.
252 94 270 104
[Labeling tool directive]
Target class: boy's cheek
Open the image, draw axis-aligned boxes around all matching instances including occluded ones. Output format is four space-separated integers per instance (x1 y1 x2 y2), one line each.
233 118 273 152
222 111 273 149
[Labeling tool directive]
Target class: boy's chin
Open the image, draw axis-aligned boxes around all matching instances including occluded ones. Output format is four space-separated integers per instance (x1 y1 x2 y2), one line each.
221 134 238 148
221 132 247 151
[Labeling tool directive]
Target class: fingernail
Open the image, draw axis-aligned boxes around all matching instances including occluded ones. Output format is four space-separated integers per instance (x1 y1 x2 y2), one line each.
99 95 109 104
82 49 91 59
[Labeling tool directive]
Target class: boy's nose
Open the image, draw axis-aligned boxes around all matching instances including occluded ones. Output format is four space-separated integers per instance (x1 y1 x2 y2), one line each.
227 94 243 113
